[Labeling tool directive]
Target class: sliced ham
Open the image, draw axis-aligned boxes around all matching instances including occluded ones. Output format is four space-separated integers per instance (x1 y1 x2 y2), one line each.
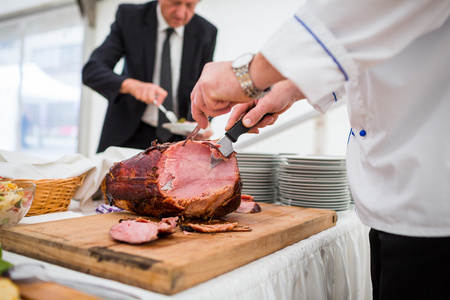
109 220 159 244
186 222 251 233
157 217 179 235
109 216 179 244
236 194 262 214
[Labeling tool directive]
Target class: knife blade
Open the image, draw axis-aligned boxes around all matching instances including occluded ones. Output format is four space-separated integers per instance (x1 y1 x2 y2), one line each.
210 118 253 168
211 114 272 168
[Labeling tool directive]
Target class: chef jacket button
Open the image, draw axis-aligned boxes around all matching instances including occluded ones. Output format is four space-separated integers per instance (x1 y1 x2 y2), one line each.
359 130 366 137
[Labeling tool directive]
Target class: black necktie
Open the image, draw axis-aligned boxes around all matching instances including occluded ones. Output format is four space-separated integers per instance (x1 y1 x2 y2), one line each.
157 28 175 143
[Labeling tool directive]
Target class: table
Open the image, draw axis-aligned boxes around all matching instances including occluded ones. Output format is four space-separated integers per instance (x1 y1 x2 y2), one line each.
3 204 372 300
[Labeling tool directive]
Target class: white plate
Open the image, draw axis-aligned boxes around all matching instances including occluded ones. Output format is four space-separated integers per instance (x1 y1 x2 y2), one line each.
279 184 349 192
281 154 346 162
242 177 276 183
280 198 349 205
242 186 278 193
237 153 279 157
279 201 350 211
279 172 348 179
279 190 350 199
238 162 279 168
241 172 274 178
282 159 346 167
239 166 278 172
279 179 349 187
278 185 349 193
162 122 206 136
279 167 347 176
279 193 351 201
278 175 349 184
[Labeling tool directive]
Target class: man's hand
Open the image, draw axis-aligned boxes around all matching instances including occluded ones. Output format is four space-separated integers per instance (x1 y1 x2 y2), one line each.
120 78 169 105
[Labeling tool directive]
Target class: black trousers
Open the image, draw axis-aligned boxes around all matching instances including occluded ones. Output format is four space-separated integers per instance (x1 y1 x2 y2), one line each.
369 228 450 300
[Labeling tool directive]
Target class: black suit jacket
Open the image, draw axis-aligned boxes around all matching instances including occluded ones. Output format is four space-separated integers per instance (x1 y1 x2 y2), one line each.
82 1 217 152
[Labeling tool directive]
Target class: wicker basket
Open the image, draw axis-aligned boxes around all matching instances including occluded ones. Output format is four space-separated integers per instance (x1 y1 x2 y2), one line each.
9 173 86 216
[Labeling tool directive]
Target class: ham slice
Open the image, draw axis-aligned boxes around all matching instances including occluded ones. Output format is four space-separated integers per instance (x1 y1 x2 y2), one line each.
187 222 251 233
104 140 242 219
236 195 262 214
109 220 159 244
109 217 178 244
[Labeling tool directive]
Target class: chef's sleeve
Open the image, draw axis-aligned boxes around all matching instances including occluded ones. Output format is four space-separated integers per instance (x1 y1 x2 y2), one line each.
260 0 450 112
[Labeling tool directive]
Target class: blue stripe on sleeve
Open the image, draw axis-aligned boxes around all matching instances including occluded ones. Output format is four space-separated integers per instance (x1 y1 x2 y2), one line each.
294 14 349 81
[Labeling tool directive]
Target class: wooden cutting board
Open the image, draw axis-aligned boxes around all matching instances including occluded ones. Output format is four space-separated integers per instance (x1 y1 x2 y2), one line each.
0 203 337 295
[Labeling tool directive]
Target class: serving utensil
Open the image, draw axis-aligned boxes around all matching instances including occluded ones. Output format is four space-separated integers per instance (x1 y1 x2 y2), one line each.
153 100 178 124
183 123 202 146
3 263 141 300
182 116 212 146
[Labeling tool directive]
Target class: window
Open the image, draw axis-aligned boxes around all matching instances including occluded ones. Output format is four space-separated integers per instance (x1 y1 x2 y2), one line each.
0 4 84 159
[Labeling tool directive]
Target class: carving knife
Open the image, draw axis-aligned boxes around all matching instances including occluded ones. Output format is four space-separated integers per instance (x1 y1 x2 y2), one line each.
210 118 257 168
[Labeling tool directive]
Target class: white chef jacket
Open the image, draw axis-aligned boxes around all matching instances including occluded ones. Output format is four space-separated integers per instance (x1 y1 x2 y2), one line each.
261 0 450 237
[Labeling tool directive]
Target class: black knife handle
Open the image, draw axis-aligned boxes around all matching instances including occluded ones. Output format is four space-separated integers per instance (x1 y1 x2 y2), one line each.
225 113 271 143
225 119 250 143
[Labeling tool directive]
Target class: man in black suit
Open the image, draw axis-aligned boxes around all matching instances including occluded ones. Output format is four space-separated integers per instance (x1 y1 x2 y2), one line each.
82 0 217 153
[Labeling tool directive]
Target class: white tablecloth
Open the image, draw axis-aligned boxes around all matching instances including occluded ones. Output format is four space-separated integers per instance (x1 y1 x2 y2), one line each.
3 205 372 300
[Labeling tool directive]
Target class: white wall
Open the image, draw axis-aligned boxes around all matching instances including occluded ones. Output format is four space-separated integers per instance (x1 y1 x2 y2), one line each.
81 0 350 157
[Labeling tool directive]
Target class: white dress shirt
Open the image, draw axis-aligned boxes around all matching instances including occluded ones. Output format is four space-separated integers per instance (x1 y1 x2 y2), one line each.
261 0 450 237
141 3 184 127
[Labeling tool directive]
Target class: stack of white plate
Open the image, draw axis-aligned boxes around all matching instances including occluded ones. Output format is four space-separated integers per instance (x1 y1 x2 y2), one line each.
278 155 351 211
236 152 279 203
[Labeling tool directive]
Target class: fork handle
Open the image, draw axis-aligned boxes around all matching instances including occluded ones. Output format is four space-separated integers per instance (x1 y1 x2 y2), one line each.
153 100 167 113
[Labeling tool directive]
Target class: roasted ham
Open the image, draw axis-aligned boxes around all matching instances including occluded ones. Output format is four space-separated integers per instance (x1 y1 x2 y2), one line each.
104 140 242 219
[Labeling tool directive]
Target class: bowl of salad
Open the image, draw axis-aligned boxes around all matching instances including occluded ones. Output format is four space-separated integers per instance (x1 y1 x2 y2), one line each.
0 179 36 229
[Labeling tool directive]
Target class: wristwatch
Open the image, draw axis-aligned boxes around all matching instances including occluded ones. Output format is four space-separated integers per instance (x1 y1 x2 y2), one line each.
231 53 271 99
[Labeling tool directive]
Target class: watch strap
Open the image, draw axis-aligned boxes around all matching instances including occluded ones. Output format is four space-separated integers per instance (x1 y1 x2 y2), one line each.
232 55 271 99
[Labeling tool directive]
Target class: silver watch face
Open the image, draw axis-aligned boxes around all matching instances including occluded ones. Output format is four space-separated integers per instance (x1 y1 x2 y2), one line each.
232 53 254 68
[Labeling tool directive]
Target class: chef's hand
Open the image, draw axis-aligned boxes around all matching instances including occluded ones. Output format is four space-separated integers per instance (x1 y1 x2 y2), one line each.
191 53 286 129
120 78 168 105
190 61 250 129
226 80 304 134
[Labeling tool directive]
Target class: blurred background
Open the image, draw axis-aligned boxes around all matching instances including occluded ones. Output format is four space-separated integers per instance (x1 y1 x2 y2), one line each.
0 0 350 160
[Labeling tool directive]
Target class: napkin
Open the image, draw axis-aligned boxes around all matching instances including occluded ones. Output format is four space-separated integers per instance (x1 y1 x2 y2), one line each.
0 147 141 210
78 147 141 209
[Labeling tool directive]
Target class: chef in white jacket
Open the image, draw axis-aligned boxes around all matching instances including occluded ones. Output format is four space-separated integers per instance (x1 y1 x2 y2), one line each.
191 0 450 299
